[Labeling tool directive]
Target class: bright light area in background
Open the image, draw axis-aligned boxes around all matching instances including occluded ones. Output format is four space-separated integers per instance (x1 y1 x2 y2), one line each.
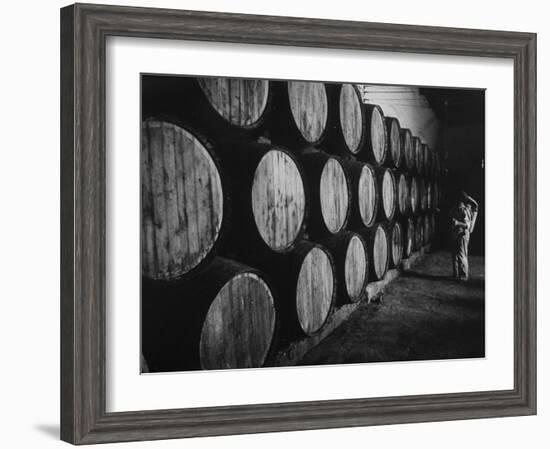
106 36 514 412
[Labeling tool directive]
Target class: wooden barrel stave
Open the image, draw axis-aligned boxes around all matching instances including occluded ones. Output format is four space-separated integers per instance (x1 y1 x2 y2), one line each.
142 75 271 142
362 223 389 281
141 119 225 282
415 216 424 250
410 176 420 216
217 141 307 260
422 144 431 177
340 159 378 229
385 117 402 168
418 178 428 212
423 214 431 245
141 258 277 372
397 172 410 216
268 81 331 149
404 217 415 258
401 128 415 172
260 240 336 339
390 221 404 268
337 84 387 164
413 137 423 175
322 232 368 304
378 168 397 221
299 151 350 238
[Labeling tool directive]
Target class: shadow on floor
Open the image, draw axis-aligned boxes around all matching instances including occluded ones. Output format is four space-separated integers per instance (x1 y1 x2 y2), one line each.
401 270 453 282
34 424 59 439
299 251 485 366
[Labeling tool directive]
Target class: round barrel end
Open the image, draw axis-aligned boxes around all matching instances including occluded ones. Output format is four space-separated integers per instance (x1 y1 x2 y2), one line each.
344 234 368 302
200 272 276 369
295 246 335 336
198 77 270 128
251 149 306 252
141 119 224 282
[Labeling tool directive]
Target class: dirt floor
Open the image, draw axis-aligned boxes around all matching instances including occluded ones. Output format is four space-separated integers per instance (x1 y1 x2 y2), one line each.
299 251 485 366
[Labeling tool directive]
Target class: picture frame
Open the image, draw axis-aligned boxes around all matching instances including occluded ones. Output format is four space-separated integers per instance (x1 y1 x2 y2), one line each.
60 2 536 444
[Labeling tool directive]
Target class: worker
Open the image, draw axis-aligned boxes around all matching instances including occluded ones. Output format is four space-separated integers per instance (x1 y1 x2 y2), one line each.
449 191 479 282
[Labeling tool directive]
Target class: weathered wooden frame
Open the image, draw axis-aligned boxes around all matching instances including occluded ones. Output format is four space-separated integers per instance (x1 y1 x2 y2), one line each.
60 3 537 444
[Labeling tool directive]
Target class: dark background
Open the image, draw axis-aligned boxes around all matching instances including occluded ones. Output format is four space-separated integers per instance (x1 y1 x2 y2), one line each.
421 88 485 256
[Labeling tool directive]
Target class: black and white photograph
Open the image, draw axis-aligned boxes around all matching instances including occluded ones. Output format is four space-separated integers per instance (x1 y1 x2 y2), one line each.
140 75 485 373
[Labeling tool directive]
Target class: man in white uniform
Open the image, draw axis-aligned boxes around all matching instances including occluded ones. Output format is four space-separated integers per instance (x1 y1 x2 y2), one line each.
449 191 479 282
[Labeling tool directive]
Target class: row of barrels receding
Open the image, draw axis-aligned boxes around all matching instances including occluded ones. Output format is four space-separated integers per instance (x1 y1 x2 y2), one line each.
141 76 443 372
142 77 444 175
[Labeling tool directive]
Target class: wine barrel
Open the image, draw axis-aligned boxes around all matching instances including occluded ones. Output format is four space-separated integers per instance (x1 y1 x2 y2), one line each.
141 119 224 282
218 142 307 258
366 223 389 281
413 137 423 175
426 181 433 210
385 117 402 168
430 212 437 242
390 221 404 268
415 216 424 250
266 241 335 337
378 168 397 221
422 144 431 176
423 214 431 245
300 151 350 237
397 173 410 216
410 176 420 215
269 81 330 149
338 84 387 164
404 217 415 258
142 75 271 141
419 178 428 212
341 160 378 229
401 128 415 172
141 258 276 372
323 232 368 303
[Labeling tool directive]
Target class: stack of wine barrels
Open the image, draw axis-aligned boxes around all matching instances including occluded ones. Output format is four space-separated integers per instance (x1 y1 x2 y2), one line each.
141 76 444 372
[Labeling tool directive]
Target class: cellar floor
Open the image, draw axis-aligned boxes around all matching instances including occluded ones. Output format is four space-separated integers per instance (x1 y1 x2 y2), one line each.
298 251 485 366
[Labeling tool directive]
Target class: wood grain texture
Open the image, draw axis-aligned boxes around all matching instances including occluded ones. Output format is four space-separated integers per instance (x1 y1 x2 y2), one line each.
371 224 389 280
198 77 269 127
61 3 536 444
410 176 419 215
398 173 409 215
344 234 368 301
141 120 223 281
200 271 276 369
401 128 415 172
418 178 427 212
422 144 431 175
422 214 431 244
322 231 368 304
381 168 396 220
251 149 306 251
390 221 403 267
386 117 402 167
339 84 364 154
295 246 335 335
341 159 378 229
288 81 328 143
365 104 387 165
404 218 415 258
141 258 276 372
415 216 424 250
319 158 349 234
413 137 423 175
358 164 377 227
